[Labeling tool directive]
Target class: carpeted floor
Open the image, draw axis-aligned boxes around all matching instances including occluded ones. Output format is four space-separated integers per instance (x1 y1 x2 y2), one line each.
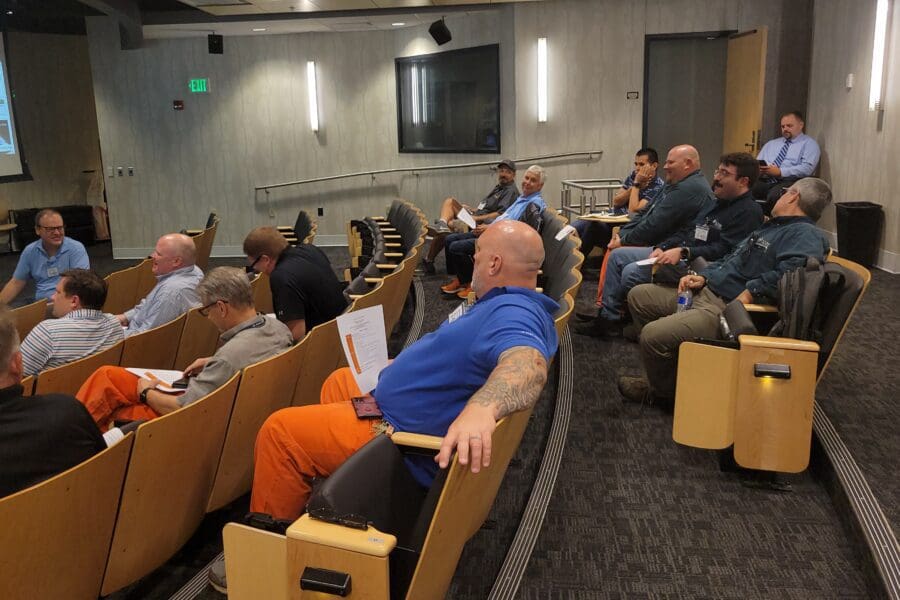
2 241 894 598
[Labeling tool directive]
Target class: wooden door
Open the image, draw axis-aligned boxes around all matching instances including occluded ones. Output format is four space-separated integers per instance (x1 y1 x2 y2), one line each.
722 28 767 154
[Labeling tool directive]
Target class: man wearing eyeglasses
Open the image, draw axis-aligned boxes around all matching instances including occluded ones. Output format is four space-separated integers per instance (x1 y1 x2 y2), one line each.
74 267 293 431
576 153 763 338
0 209 89 305
243 227 347 341
619 177 833 407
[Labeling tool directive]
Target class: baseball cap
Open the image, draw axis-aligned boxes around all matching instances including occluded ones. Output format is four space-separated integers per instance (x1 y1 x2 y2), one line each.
496 158 516 171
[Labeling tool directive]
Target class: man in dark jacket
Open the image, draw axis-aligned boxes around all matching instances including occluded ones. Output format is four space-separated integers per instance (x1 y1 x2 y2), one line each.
577 152 763 337
620 177 833 406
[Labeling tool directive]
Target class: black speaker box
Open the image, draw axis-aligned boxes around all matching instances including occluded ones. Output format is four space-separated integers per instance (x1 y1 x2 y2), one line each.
208 34 223 54
428 19 452 45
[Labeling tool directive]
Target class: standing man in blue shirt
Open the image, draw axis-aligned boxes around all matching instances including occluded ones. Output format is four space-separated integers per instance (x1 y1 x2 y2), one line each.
0 209 89 305
753 111 821 212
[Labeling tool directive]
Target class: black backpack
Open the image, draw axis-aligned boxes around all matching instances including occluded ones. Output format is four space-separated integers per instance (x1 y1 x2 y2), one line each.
769 257 846 346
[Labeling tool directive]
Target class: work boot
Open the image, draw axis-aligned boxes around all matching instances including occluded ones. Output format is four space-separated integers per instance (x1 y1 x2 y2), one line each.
574 316 623 337
421 260 436 275
456 285 472 299
441 277 463 294
574 310 598 322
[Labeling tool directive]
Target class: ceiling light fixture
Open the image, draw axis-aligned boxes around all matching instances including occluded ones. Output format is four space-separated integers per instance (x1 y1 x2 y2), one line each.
392 22 405 27
252 28 267 32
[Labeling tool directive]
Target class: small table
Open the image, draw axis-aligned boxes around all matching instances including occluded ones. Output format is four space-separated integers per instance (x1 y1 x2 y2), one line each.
0 223 17 253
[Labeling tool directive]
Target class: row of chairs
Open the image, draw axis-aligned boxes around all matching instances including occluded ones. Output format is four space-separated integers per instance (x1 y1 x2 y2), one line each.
277 210 317 246
184 213 220 272
219 207 584 600
539 207 585 310
0 204 429 600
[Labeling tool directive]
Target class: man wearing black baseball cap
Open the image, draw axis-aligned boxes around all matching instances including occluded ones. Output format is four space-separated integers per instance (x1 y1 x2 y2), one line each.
423 159 518 274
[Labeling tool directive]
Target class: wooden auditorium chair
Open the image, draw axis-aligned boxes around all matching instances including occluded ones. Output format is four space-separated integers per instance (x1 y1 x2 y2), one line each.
173 306 222 372
118 313 187 370
10 298 47 341
33 339 125 396
102 262 144 315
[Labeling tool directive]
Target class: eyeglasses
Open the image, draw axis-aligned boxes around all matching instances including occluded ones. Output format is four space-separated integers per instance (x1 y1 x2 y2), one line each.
714 168 737 178
198 299 228 317
246 255 263 273
40 226 65 233
307 507 370 530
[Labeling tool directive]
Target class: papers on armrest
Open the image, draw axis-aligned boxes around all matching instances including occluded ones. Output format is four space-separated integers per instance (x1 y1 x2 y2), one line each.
125 368 185 393
555 224 576 241
336 305 389 394
457 207 477 229
635 257 658 266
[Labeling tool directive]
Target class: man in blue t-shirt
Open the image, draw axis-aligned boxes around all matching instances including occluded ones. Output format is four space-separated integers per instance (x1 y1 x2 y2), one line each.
0 209 89 305
248 220 559 522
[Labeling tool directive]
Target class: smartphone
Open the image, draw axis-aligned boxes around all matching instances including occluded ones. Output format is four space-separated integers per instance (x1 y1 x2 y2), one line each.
171 377 190 389
351 396 383 419
758 159 767 166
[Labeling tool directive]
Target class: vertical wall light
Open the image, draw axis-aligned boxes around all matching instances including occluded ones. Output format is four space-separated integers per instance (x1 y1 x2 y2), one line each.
869 0 891 111
537 37 548 122
307 60 319 132
411 64 420 126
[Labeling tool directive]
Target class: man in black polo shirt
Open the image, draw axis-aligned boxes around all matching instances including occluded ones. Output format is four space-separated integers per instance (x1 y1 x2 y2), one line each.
244 227 347 341
0 307 106 498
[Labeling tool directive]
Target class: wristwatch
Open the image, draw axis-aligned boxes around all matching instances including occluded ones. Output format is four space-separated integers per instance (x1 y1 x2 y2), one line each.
139 387 151 404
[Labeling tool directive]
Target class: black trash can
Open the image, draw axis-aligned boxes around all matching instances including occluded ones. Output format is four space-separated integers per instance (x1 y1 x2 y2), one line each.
835 202 884 267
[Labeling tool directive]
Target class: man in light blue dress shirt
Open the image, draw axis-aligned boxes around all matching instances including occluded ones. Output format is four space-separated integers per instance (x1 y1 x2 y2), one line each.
753 111 821 212
118 233 203 336
0 209 90 305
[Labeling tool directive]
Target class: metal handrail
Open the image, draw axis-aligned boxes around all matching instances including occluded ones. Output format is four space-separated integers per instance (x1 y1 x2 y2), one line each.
254 150 602 192
559 177 623 215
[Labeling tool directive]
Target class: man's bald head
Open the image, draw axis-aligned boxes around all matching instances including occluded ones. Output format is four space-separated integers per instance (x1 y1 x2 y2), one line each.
152 233 197 276
471 220 544 298
663 144 701 184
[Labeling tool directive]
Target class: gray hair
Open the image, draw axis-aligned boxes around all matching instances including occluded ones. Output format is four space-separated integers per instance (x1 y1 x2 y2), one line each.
197 267 254 309
791 177 833 222
0 307 20 373
526 164 546 184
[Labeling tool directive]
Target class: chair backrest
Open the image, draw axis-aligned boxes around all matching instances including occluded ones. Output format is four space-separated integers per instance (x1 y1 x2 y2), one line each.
816 255 871 380
172 307 221 372
19 375 34 396
102 263 143 315
205 211 219 229
292 319 344 407
119 313 187 370
0 434 134 600
207 342 307 512
10 298 46 341
405 407 535 599
100 374 240 595
554 293 575 338
251 272 274 315
195 220 218 272
294 210 313 243
34 340 125 396
133 258 157 305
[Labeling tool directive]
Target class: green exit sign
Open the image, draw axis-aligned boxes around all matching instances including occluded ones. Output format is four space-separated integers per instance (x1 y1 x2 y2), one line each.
189 78 209 93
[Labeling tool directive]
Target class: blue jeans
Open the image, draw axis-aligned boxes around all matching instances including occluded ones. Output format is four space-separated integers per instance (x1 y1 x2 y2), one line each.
445 232 478 284
600 247 654 320
573 219 613 257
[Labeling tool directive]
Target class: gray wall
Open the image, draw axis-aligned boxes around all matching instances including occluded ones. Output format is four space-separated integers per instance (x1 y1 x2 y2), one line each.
84 0 808 258
0 32 102 215
808 0 899 271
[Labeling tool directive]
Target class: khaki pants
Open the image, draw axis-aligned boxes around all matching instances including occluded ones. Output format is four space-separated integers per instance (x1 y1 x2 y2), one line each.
627 284 726 398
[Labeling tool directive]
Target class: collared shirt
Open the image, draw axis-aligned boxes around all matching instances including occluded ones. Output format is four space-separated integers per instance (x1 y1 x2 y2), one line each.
13 237 90 300
0 384 105 498
494 191 547 223
125 264 204 336
474 182 519 218
619 171 665 215
757 133 821 179
20 308 124 376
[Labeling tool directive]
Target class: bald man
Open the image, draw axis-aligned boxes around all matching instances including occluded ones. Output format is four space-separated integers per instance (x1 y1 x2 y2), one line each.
118 233 203 336
246 220 559 522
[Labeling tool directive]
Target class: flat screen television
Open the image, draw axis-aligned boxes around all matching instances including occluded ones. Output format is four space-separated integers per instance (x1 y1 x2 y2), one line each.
395 44 500 154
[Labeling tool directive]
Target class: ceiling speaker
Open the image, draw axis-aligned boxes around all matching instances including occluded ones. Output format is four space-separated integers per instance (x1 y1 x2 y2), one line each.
429 19 452 46
208 34 223 55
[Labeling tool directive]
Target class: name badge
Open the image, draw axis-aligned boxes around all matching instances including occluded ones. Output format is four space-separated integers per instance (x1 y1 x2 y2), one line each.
448 302 467 323
694 225 709 241
477 201 487 210
47 266 59 277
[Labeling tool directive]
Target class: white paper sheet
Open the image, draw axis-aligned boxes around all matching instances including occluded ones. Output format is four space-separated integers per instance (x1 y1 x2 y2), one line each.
336 305 389 394
125 368 185 393
457 207 477 229
555 224 576 241
635 256 658 266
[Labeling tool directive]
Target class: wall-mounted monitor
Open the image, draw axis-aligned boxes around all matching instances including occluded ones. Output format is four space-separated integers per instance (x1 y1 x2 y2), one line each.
395 44 500 154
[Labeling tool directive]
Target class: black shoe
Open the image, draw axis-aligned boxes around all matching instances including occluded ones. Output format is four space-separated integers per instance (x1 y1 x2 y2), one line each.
574 316 623 337
574 310 598 322
421 260 436 275
622 323 639 343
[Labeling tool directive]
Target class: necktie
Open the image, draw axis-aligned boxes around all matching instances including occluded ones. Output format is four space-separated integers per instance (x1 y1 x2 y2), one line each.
773 139 792 167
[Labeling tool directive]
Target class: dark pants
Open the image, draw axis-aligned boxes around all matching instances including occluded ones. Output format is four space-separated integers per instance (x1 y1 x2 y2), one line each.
573 220 614 257
751 176 800 215
445 232 477 284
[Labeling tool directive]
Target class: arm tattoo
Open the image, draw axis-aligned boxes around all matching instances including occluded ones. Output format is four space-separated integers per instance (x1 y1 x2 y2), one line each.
469 346 549 419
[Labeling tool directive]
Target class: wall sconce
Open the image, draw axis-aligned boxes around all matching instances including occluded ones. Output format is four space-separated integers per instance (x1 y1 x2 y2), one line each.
869 0 891 111
537 37 548 122
307 60 320 132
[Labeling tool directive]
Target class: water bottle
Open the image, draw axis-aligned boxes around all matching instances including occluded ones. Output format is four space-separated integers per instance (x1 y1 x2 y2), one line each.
676 290 693 313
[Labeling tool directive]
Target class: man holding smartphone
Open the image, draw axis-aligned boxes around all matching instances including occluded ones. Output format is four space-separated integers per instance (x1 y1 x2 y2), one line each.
753 111 821 212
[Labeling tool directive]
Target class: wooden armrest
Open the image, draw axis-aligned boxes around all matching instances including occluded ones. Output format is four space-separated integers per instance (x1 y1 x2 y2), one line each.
286 515 396 556
535 287 543 293
371 216 386 221
276 226 293 231
391 431 443 450
383 234 401 239
364 277 382 284
744 303 778 313
376 263 397 270
385 243 402 248
185 229 202 235
379 226 397 232
348 294 364 300
738 334 820 353
385 252 403 258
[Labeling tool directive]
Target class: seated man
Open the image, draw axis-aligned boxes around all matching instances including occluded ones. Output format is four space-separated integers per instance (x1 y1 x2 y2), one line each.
249 220 558 521
76 267 293 431
572 147 664 258
423 158 519 274
118 233 203 336
20 269 123 375
441 164 548 299
0 307 106 498
0 209 89 305
244 227 347 341
752 111 821 212
620 177 833 407
576 152 764 337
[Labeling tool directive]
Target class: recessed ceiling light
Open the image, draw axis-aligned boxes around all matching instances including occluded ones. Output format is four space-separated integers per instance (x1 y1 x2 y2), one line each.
252 28 267 32
391 22 405 27
6 10 12 15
